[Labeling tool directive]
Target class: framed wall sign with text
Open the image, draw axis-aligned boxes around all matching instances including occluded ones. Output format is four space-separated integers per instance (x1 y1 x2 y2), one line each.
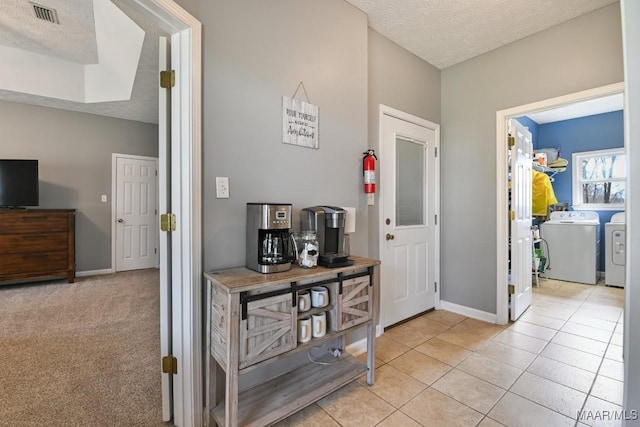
282 96 319 149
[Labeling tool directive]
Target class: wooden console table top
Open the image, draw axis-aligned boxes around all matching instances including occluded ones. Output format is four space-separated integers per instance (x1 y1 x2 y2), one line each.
204 255 380 293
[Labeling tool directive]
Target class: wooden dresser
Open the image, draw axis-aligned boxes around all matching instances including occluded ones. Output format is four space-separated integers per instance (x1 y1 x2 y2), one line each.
0 209 76 284
204 256 380 427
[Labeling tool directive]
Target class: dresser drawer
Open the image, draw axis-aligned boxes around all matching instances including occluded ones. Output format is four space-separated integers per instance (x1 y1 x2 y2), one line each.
0 252 69 275
0 213 69 234
0 233 68 254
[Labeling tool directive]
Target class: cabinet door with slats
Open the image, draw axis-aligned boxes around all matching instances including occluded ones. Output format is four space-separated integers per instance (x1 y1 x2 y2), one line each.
240 292 295 369
338 276 371 330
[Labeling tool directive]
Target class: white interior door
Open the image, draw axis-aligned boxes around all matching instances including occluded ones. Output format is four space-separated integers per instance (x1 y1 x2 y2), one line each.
380 110 438 328
158 35 173 422
510 119 533 321
115 155 158 272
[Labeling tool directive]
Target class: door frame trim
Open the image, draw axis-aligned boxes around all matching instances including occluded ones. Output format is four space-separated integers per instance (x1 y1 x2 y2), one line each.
111 153 159 272
378 104 441 329
120 0 202 424
495 82 624 325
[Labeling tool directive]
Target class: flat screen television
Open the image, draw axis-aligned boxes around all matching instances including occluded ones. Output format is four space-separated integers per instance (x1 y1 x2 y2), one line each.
0 159 39 208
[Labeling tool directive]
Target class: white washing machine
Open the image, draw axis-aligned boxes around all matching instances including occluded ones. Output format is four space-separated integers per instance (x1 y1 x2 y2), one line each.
605 212 626 288
540 211 600 285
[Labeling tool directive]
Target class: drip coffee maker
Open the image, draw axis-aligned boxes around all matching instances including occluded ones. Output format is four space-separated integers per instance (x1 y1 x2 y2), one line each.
246 203 293 273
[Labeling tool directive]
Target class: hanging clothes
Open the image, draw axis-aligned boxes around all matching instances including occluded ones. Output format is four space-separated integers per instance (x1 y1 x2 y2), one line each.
532 170 558 216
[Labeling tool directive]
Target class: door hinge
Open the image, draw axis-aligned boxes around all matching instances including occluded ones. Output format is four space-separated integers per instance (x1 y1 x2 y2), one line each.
160 70 175 89
160 213 176 232
162 355 178 375
508 135 515 147
434 282 438 293
435 214 438 225
435 147 438 157
510 211 515 221
508 284 515 294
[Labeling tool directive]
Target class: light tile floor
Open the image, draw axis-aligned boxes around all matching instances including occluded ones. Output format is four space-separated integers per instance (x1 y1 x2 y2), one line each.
276 279 625 427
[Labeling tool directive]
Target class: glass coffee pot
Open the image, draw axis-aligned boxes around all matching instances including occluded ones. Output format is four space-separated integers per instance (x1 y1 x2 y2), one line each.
261 232 284 264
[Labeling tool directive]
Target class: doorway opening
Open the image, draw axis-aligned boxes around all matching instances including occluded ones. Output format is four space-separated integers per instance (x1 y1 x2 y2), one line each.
496 82 625 324
100 1 203 424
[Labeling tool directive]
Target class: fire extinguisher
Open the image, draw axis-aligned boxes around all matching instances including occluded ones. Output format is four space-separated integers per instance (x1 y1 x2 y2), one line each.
363 149 377 205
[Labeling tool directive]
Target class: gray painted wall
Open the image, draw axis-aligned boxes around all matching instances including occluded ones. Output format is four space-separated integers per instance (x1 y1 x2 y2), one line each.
440 4 624 313
0 101 158 272
367 28 441 260
621 0 640 419
183 0 369 272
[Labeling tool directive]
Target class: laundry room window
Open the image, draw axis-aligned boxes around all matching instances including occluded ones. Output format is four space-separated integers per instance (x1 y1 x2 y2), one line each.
572 148 626 210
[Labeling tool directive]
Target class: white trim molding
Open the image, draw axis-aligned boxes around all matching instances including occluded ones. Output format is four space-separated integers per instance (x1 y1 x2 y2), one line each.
124 1 202 426
75 268 115 277
440 300 498 324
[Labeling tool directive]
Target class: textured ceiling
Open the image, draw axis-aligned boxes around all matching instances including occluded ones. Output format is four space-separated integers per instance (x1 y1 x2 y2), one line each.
0 0 166 124
0 0 98 63
345 0 618 69
0 0 621 124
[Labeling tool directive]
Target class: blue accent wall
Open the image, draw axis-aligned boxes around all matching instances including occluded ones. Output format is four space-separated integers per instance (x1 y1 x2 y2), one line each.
532 110 624 272
515 116 539 144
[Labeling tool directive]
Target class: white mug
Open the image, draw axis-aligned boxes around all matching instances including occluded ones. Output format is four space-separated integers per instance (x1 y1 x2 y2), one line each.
312 312 327 338
297 317 312 343
311 286 329 308
298 291 311 312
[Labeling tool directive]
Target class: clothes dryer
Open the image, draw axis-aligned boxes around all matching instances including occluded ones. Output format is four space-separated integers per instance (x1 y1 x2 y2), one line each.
605 212 626 288
540 211 600 285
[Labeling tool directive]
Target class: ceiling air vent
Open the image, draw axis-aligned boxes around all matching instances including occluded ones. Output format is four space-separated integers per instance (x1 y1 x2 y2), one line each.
30 2 59 24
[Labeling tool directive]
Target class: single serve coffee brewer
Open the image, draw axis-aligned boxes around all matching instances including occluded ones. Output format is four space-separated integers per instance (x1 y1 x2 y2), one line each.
301 206 354 267
246 203 293 273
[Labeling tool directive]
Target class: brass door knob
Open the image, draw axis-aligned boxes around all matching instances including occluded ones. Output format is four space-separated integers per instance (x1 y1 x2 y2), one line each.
117 218 124 223
385 233 395 241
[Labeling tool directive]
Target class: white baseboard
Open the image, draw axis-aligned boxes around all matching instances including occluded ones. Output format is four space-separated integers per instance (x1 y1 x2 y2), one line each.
75 268 114 278
440 300 497 324
347 305 498 354
345 324 384 356
346 338 367 356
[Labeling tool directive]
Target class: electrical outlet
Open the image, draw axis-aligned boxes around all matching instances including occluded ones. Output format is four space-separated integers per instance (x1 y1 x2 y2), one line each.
216 177 229 198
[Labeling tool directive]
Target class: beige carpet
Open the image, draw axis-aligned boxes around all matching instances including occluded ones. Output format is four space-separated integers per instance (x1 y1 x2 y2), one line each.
0 269 169 427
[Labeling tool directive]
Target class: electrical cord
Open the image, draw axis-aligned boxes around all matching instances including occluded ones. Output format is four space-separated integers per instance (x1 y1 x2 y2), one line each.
307 343 342 365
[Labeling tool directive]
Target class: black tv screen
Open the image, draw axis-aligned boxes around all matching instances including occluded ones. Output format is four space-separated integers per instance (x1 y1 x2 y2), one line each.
0 160 39 207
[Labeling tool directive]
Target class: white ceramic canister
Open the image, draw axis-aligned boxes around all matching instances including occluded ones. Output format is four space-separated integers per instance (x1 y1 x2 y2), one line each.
297 317 312 343
298 291 311 312
311 286 329 308
312 312 327 338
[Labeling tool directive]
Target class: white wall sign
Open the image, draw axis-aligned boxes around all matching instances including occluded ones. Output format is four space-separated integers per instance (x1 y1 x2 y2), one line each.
282 96 319 149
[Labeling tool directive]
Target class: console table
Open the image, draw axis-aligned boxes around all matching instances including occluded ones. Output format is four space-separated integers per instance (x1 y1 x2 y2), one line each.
0 209 75 284
204 256 380 427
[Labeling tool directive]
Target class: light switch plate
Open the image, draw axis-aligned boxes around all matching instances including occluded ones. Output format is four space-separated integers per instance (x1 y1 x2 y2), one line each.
101 194 108 203
216 177 229 198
